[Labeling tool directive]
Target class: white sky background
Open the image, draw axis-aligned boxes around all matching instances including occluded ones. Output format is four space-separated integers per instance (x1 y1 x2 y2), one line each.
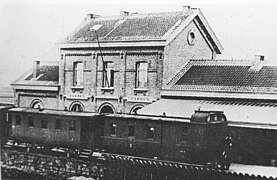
1 0 277 87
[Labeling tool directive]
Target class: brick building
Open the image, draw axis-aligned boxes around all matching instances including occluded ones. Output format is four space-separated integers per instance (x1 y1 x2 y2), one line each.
11 61 59 109
57 6 223 114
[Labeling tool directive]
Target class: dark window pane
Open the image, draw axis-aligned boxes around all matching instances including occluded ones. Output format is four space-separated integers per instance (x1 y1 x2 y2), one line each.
15 115 21 125
41 119 47 129
55 119 62 129
69 120 76 131
28 117 34 127
128 124 135 137
110 123 116 135
147 127 155 139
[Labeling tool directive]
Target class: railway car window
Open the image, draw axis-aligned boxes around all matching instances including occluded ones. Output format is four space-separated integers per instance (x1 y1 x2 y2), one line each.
128 124 135 137
110 123 116 135
15 115 21 126
69 120 76 131
41 119 47 129
147 127 155 139
28 117 34 127
55 119 62 130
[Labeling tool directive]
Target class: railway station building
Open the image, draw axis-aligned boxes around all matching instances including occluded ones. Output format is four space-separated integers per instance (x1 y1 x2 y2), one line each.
11 6 223 114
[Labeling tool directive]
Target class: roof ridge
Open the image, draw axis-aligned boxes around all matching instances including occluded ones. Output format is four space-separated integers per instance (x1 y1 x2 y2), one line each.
190 59 253 66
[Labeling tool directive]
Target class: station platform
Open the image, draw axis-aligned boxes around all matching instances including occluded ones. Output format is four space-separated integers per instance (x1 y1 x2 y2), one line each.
229 163 277 178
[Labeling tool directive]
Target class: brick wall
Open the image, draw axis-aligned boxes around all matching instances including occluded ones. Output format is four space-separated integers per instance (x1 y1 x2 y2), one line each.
16 91 59 109
163 20 213 86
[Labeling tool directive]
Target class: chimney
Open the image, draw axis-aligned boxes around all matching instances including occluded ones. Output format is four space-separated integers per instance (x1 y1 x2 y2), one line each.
33 61 40 78
254 54 265 61
120 11 129 16
85 14 94 21
249 55 265 71
182 6 192 15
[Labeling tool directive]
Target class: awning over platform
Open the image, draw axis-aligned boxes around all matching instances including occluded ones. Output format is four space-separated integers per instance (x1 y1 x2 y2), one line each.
137 99 277 129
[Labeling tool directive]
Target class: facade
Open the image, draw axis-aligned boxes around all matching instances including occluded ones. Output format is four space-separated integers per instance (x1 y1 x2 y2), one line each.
57 6 222 114
11 61 59 109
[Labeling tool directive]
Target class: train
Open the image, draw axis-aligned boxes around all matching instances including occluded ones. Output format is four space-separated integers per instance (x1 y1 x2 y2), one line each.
2 106 232 170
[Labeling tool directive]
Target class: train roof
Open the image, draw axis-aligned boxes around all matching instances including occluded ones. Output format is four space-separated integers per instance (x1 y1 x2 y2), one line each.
104 113 192 123
8 107 98 117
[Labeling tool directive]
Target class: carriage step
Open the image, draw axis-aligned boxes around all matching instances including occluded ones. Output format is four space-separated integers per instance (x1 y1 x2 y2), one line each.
80 151 91 155
79 155 89 159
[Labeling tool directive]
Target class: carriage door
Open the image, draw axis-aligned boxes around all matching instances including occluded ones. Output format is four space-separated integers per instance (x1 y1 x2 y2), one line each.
80 117 94 149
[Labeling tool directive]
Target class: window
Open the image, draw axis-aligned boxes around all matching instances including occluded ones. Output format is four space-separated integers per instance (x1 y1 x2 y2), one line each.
181 126 189 143
110 123 116 135
73 62 84 86
55 118 62 130
69 120 76 131
71 104 83 112
128 124 135 137
147 127 155 139
103 62 114 87
187 29 196 45
41 119 47 129
15 115 21 126
28 117 34 127
32 101 43 109
136 62 148 88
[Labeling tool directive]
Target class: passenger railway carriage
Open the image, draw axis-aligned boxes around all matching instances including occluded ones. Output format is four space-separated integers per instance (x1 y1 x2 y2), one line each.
6 107 231 169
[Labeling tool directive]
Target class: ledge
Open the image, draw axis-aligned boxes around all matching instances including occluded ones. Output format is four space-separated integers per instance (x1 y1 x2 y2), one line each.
101 87 114 94
134 88 148 95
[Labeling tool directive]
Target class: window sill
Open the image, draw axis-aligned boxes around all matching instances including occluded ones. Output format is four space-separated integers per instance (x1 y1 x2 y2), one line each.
101 87 114 94
71 86 84 92
134 88 148 95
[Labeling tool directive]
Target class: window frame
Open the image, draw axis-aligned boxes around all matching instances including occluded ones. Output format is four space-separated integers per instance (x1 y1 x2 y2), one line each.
103 61 114 88
15 115 21 126
147 126 155 139
135 61 148 88
41 119 48 129
69 120 76 131
55 118 62 130
110 123 117 136
73 61 84 87
28 116 34 128
128 124 135 137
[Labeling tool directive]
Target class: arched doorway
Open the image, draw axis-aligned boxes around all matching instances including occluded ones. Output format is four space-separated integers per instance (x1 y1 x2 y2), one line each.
99 103 115 114
70 102 84 112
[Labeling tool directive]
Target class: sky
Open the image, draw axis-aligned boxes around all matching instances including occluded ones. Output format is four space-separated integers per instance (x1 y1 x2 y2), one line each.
1 0 277 86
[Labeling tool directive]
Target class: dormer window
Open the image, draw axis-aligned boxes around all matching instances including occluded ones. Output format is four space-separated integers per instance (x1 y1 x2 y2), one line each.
73 62 84 87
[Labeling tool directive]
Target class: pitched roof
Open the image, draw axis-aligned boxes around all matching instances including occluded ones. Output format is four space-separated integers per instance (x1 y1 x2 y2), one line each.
25 65 59 82
64 12 182 42
11 61 59 90
166 59 277 94
61 8 223 53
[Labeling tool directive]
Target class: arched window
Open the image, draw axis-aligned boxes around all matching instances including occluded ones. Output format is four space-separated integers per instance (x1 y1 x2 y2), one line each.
70 103 83 112
130 105 144 114
31 100 43 109
99 105 114 114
